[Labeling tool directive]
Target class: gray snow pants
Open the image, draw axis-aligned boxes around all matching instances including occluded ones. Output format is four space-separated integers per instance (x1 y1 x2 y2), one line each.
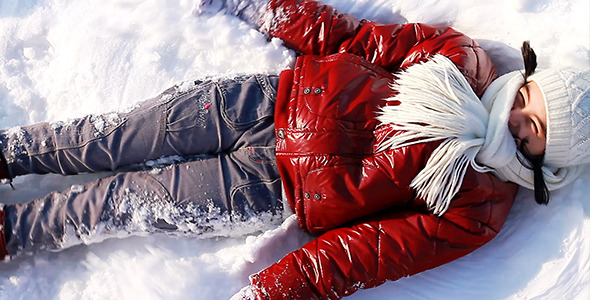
0 75 283 256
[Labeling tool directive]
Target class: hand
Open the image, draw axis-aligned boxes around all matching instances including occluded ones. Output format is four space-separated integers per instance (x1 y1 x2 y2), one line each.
192 0 225 16
229 285 256 300
193 0 268 28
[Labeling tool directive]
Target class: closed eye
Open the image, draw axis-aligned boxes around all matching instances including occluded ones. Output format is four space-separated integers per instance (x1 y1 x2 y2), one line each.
531 117 540 135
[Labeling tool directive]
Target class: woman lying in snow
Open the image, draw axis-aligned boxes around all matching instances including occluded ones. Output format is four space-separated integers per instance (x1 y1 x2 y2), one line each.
1 0 589 299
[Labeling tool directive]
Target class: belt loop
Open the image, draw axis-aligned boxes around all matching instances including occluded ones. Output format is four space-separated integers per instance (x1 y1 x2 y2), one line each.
256 74 277 101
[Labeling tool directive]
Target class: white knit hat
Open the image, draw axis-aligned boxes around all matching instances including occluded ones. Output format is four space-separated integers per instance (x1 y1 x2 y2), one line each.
530 68 590 168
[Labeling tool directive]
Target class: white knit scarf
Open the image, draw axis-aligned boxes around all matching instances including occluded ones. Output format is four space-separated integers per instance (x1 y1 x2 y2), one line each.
377 55 520 215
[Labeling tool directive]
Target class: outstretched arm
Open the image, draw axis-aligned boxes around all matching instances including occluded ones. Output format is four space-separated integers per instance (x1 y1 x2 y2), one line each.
259 0 496 95
194 0 495 96
247 169 518 299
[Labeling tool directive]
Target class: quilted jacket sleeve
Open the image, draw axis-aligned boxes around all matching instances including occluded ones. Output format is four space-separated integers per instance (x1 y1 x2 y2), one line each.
249 169 518 299
264 0 496 96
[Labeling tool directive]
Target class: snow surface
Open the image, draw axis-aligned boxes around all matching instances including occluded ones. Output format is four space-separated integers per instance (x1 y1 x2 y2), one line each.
0 0 589 299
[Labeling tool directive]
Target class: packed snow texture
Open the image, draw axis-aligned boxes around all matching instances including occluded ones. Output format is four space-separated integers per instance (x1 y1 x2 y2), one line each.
1 0 589 299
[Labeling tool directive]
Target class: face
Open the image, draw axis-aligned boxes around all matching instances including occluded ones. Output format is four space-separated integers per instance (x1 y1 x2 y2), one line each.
508 81 548 156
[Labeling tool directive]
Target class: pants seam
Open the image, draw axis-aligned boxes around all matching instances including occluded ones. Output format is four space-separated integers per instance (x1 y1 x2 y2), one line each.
156 102 168 157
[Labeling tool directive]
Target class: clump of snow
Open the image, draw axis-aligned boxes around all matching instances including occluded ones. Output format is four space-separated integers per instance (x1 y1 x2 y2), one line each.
89 113 124 137
1 126 29 158
0 0 588 299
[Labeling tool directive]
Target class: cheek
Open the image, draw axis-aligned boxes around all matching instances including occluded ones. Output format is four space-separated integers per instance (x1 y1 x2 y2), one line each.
528 136 546 156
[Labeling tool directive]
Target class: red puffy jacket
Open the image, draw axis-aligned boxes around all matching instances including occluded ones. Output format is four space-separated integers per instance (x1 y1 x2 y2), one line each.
250 0 519 298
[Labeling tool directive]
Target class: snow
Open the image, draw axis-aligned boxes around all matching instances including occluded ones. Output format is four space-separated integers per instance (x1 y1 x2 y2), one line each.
0 0 588 299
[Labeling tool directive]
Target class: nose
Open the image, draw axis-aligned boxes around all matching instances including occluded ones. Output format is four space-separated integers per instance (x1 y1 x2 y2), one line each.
508 109 523 137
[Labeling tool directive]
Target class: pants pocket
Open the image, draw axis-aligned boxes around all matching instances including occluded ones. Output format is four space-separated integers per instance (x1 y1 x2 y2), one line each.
165 80 216 132
230 178 283 215
219 75 275 129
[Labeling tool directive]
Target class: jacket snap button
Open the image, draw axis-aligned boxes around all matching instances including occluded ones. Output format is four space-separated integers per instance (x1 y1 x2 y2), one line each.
303 88 311 94
304 193 311 199
314 194 321 200
314 88 322 94
277 129 285 139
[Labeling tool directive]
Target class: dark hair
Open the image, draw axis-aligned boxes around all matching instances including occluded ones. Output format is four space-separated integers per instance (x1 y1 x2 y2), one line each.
519 41 550 205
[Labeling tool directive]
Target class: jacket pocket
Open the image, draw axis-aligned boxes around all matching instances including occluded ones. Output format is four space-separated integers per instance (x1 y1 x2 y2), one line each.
301 160 407 234
301 164 361 232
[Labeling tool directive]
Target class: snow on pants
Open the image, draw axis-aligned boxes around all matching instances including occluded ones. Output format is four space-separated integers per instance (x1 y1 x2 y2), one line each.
0 75 283 256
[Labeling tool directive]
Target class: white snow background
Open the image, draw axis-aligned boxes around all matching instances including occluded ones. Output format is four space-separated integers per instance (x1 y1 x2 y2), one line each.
0 0 589 299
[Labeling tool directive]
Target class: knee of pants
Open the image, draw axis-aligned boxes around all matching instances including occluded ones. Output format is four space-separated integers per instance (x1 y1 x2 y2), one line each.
103 172 176 231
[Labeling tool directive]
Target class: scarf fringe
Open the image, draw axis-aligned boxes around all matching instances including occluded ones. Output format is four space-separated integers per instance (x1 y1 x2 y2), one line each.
377 55 488 215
